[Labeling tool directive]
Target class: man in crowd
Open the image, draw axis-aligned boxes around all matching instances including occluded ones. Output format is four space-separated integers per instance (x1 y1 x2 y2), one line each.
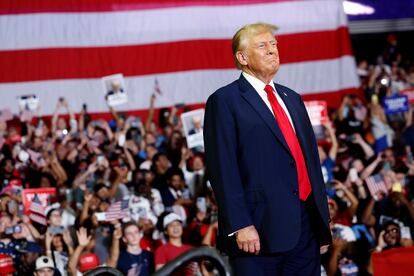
204 23 331 275
154 213 195 273
33 255 55 276
108 222 153 275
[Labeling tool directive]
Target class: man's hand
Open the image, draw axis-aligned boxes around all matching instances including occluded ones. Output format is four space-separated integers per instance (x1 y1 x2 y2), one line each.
235 225 260 255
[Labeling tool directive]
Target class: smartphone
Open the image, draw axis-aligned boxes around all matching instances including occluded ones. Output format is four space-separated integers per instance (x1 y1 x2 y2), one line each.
48 226 64 235
4 227 14 235
118 133 126 147
5 225 22 235
95 212 106 221
349 168 358 182
401 226 412 239
97 154 104 165
14 225 22 233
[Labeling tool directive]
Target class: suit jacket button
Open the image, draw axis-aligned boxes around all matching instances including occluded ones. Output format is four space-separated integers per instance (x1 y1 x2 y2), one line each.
293 189 299 196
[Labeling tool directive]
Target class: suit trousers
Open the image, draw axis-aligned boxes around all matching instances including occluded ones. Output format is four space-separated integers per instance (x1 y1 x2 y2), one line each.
230 198 321 276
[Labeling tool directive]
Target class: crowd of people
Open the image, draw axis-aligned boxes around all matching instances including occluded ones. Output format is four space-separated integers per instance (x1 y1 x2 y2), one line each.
320 34 414 275
0 33 413 276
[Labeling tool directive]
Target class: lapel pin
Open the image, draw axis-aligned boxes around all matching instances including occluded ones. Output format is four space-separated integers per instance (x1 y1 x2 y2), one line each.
283 92 287 96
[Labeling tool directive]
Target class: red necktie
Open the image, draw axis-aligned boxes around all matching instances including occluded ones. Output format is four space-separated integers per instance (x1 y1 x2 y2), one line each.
264 84 312 201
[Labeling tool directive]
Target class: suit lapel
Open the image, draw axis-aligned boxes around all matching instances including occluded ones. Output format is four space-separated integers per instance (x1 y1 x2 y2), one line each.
238 75 292 157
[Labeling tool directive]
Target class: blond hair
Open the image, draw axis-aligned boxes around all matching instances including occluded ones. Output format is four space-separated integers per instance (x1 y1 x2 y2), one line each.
232 23 278 69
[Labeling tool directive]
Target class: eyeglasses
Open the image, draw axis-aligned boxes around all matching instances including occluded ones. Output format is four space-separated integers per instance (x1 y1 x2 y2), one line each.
385 228 399 235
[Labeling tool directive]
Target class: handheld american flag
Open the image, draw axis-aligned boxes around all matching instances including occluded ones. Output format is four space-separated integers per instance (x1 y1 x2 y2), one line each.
105 199 129 221
365 174 388 199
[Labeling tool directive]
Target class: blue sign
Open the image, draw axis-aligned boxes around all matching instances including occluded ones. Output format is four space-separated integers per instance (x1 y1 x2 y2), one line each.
383 95 409 114
347 0 414 21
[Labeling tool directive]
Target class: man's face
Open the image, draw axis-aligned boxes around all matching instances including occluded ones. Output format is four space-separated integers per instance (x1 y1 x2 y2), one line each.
123 225 142 246
166 220 183 239
48 210 62 226
97 187 109 200
383 149 395 166
384 224 400 246
158 155 171 170
35 267 54 276
241 32 280 82
193 156 204 171
169 175 183 190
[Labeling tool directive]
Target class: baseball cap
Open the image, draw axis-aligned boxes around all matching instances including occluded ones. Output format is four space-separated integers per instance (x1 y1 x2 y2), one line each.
35 256 54 270
79 253 99 272
45 202 61 219
0 254 15 275
163 213 183 229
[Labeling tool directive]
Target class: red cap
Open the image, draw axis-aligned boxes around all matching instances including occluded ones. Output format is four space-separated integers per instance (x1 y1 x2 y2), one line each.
0 254 15 275
79 253 99 272
9 134 21 144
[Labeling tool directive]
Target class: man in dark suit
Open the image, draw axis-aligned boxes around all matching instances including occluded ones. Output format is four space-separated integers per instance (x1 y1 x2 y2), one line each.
203 23 332 275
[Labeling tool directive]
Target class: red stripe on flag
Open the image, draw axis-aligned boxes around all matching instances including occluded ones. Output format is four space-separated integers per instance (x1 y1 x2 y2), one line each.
0 28 352 83
0 0 298 15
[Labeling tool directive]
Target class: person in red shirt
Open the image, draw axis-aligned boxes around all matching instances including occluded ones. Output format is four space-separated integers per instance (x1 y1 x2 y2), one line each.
154 213 197 274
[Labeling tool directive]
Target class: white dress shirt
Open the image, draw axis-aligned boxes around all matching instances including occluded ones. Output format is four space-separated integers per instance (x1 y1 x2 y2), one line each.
242 72 295 131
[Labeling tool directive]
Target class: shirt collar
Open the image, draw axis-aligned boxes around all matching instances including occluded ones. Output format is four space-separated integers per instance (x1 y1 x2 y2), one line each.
242 72 276 94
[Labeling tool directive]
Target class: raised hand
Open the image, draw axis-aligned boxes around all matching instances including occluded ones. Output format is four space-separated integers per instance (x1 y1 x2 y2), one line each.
76 227 91 248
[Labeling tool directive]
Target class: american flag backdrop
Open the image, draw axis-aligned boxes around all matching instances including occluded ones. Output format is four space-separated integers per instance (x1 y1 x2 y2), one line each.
0 0 359 115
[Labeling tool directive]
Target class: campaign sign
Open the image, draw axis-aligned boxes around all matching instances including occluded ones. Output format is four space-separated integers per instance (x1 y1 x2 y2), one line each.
17 94 40 110
22 188 56 214
304 101 328 126
383 95 409 114
102 73 128 107
304 101 328 140
401 88 414 104
181 109 205 149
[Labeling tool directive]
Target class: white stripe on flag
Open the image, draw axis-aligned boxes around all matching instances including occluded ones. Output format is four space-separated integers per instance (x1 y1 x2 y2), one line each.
0 1 347 50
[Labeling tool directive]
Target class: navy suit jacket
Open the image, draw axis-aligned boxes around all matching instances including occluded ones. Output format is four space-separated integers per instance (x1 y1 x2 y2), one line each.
204 74 332 256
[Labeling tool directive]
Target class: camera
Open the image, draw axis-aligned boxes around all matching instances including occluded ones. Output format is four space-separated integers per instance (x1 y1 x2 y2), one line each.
5 225 22 235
